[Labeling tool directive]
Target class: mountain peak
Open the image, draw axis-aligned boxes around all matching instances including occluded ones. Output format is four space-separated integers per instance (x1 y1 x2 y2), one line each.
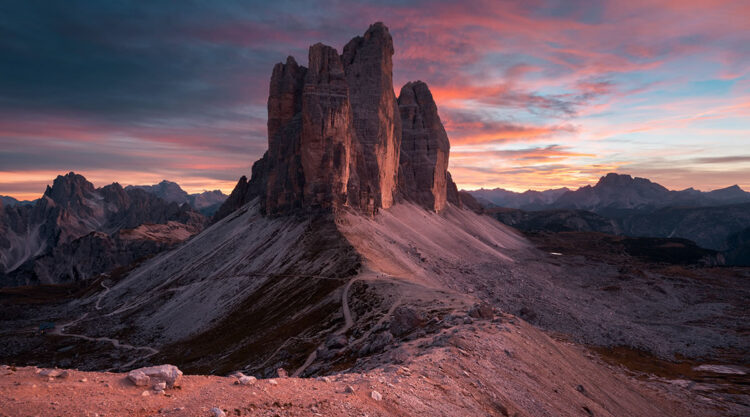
126 180 189 204
43 172 97 206
226 22 429 217
597 172 633 185
595 173 669 193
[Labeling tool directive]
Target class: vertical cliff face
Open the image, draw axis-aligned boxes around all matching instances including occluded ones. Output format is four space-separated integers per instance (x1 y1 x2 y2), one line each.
397 81 450 212
265 56 306 214
342 22 402 212
216 22 462 219
300 43 353 211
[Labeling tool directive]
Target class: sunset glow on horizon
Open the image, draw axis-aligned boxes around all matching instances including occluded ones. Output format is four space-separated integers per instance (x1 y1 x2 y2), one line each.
1 0 749 200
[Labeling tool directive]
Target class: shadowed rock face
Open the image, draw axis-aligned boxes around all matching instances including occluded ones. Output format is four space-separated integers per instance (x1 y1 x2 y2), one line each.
266 57 306 214
264 44 355 215
397 81 450 212
300 43 353 211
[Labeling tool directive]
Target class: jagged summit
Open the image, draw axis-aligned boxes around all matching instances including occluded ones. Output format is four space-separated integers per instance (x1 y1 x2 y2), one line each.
43 172 97 207
216 23 458 220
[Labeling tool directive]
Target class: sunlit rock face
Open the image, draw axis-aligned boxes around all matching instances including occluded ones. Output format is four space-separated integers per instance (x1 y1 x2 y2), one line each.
397 81 450 212
342 22 402 213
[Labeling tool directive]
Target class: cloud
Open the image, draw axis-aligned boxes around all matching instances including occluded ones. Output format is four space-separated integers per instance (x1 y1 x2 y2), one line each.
452 145 594 161
440 110 578 145
691 155 750 165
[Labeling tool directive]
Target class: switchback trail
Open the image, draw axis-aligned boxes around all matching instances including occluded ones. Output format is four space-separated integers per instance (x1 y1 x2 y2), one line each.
49 278 159 370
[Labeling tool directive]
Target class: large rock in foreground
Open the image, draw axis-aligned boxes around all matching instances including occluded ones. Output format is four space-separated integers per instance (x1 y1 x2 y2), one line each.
128 364 183 388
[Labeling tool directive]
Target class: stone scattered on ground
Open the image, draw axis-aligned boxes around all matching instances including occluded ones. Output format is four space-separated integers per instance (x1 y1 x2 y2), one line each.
39 369 63 378
238 376 256 385
128 365 182 388
468 302 494 320
209 406 226 417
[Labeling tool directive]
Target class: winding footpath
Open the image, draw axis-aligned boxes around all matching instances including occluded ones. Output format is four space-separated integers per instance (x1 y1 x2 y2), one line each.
49 278 160 369
292 276 360 377
293 273 403 377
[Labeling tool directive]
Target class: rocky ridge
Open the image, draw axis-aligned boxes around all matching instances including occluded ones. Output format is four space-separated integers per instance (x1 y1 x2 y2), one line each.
125 180 227 216
0 173 206 286
470 173 750 213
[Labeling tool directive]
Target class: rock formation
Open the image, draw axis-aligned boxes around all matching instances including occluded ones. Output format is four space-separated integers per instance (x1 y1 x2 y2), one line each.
265 56 306 214
299 43 353 212
397 81 450 212
342 22 402 212
216 22 462 218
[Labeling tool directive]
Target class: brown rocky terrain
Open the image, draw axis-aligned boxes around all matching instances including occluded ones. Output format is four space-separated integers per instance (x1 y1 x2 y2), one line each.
2 313 735 417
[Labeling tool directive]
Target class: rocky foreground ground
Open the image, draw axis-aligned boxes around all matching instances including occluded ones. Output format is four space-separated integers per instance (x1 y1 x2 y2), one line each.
2 314 746 417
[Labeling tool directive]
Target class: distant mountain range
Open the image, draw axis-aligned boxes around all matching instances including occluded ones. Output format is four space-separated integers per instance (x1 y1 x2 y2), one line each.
0 196 35 207
469 173 750 213
471 173 750 263
469 187 570 210
125 180 227 216
1 180 227 216
0 172 206 286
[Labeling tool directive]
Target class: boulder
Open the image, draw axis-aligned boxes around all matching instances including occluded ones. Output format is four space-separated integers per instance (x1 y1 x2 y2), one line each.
326 334 348 349
468 302 494 320
127 370 150 387
39 369 63 378
390 306 426 336
128 364 182 388
238 375 257 385
210 407 226 417
360 331 394 355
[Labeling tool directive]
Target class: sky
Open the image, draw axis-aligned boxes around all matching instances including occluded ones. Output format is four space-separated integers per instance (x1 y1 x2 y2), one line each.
1 0 748 200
